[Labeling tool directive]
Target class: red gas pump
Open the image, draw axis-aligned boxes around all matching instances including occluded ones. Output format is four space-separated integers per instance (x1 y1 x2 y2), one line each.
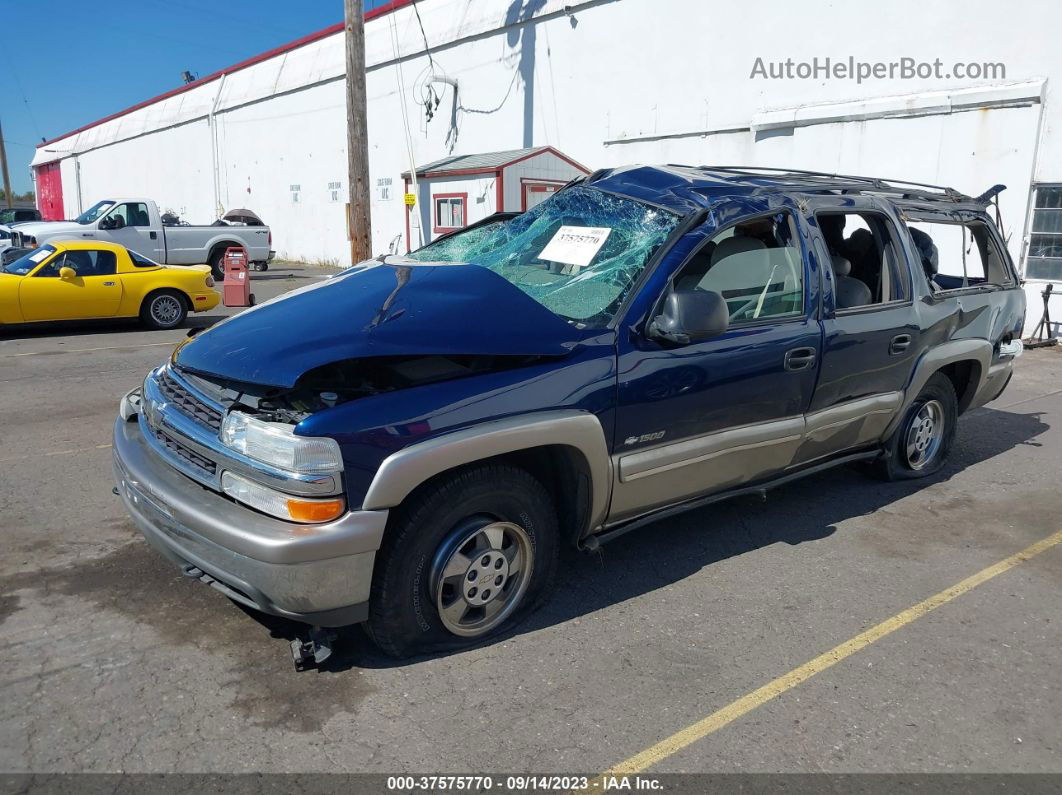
222 246 255 307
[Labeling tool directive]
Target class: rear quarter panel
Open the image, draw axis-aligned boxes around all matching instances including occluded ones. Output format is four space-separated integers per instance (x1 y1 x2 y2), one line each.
898 204 1027 408
163 227 270 264
116 264 213 317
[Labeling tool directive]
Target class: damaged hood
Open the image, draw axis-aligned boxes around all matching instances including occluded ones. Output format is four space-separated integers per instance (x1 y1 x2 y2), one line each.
174 260 590 387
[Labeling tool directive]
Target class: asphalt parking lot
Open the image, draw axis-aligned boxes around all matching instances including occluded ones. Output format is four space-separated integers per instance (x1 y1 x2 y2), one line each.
0 264 1059 776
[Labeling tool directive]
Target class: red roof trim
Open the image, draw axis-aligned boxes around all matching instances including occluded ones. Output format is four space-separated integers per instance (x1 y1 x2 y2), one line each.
37 0 414 150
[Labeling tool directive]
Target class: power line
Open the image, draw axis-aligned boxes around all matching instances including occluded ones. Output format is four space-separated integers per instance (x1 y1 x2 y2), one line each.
1 48 44 142
410 0 437 73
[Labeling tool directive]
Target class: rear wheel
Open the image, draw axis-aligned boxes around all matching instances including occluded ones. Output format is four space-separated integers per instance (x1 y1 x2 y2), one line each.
366 464 559 658
877 373 958 480
208 249 226 282
140 290 188 330
253 261 268 272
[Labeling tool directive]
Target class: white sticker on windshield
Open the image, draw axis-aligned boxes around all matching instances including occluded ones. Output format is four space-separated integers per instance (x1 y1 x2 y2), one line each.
29 250 50 263
538 226 612 268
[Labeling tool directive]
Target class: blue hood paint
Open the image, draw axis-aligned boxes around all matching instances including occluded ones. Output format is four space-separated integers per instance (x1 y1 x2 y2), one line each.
175 261 586 387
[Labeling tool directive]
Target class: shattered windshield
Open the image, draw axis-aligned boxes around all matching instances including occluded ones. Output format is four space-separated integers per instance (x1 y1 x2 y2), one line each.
407 185 680 326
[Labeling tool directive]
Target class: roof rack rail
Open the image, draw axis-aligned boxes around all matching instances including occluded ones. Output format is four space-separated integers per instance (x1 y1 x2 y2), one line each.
674 165 975 203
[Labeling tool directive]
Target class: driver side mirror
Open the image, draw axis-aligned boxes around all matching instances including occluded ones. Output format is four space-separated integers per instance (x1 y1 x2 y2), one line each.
59 266 77 280
648 289 729 345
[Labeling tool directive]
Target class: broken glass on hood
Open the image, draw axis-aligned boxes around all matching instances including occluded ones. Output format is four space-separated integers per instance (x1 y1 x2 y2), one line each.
407 185 681 327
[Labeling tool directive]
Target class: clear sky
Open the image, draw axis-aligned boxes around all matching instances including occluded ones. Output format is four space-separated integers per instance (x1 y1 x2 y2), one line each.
0 0 393 194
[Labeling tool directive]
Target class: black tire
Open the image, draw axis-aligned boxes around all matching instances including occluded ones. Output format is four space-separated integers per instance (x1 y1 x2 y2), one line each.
208 249 226 282
253 261 268 272
876 373 958 480
366 464 559 658
140 289 188 330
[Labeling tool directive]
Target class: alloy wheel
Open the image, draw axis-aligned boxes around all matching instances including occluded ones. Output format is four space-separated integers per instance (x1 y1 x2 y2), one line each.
904 399 945 470
430 518 534 638
150 295 182 327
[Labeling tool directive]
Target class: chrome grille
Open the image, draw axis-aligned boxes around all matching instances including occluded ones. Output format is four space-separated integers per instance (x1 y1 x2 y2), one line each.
157 368 224 432
155 428 217 476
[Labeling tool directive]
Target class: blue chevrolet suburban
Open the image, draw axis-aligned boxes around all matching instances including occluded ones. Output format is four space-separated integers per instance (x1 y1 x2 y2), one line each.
113 166 1025 657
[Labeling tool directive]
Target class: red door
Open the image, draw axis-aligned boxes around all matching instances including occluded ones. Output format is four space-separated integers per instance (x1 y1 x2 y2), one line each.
35 162 64 220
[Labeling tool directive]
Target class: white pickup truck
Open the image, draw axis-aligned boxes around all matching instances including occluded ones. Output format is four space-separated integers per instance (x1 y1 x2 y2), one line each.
9 199 273 279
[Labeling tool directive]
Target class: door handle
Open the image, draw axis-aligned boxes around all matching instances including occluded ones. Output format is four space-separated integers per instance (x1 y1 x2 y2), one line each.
784 346 817 371
81 233 94 237
103 281 116 286
150 231 158 240
890 334 912 355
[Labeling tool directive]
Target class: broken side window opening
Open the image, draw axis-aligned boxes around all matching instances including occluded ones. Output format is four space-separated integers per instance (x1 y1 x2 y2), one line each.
407 185 682 327
906 219 1014 292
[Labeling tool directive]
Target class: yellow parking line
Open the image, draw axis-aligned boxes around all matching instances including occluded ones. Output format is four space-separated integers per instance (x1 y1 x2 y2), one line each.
2 341 176 357
594 528 1062 779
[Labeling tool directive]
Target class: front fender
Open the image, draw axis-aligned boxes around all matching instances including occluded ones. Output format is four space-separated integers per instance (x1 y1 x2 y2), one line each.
360 411 613 533
0 276 23 322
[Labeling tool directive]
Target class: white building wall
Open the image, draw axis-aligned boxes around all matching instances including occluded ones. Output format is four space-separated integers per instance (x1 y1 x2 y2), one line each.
72 121 216 222
216 81 349 264
30 0 1062 328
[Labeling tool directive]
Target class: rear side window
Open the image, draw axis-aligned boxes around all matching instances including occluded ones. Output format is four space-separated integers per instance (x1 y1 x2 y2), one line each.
817 211 909 310
674 211 805 325
906 220 1013 292
129 249 160 268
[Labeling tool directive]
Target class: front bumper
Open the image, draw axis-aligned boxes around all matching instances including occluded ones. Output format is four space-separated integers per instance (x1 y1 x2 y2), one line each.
112 413 388 627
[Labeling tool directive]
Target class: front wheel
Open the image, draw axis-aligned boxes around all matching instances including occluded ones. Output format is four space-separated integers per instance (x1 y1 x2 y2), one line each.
366 464 559 657
877 373 958 480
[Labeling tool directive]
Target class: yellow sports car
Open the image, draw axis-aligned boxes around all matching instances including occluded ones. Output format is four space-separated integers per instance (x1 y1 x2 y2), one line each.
0 241 219 330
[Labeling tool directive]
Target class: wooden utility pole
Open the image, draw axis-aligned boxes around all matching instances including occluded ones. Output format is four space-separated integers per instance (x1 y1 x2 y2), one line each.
344 0 372 264
0 118 12 209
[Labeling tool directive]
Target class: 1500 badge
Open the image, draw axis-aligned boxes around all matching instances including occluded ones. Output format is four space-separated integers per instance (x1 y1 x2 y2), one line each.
624 431 666 446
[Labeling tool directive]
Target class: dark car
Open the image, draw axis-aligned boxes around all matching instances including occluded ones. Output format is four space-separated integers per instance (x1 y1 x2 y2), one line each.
0 246 33 266
0 208 42 224
112 166 1025 657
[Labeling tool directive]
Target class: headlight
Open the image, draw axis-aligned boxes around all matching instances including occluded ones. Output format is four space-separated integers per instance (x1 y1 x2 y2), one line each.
220 412 343 473
221 471 345 523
